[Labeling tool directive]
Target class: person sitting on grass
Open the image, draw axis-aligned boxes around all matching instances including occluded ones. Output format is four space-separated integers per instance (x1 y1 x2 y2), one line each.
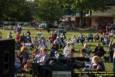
93 43 105 58
100 34 104 42
91 55 105 71
50 44 59 58
23 59 32 72
32 36 39 48
49 31 57 43
19 46 29 71
16 32 21 42
15 23 22 34
25 32 32 43
27 30 31 36
80 43 91 58
36 47 50 77
7 31 13 39
70 35 78 46
33 47 49 65
87 33 93 42
53 36 64 49
102 35 110 46
60 33 66 48
63 42 74 58
15 32 21 50
24 40 33 50
20 33 26 43
15 51 21 76
94 33 100 42
37 30 43 38
33 48 42 63
79 33 85 45
38 35 47 48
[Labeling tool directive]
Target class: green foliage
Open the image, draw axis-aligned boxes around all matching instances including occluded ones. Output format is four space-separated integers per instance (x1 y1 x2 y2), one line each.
0 0 36 21
35 0 67 22
0 0 112 21
71 0 109 13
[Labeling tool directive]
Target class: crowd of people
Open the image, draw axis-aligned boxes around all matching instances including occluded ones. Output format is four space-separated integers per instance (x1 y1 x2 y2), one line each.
3 25 115 76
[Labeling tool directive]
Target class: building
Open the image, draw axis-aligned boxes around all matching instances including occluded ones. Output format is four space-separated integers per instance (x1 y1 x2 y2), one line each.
61 6 115 28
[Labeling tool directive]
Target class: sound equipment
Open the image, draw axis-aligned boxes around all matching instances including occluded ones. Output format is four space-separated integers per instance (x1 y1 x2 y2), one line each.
0 39 15 77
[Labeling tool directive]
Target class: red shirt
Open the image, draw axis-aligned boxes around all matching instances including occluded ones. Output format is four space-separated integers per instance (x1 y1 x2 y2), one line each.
16 33 20 41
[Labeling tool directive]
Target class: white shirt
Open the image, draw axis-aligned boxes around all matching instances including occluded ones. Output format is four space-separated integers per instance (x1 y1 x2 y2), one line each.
25 43 32 47
63 46 72 58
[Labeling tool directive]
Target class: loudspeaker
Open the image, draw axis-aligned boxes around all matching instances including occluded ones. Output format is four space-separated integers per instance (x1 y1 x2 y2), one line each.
0 39 15 77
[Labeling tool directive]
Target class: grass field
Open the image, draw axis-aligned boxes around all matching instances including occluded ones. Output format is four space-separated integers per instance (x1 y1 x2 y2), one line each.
0 26 114 77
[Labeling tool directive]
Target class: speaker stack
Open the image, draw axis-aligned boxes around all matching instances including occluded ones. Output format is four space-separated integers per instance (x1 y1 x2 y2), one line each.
0 39 15 77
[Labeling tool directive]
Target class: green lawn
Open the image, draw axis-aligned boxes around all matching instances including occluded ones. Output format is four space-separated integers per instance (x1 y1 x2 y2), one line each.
0 26 114 77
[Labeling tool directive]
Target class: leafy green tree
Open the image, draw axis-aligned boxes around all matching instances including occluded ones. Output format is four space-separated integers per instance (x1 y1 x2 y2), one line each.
0 0 36 21
35 0 110 26
0 0 112 23
35 0 67 22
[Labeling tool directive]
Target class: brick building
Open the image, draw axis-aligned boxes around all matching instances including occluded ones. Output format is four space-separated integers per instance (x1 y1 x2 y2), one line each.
61 6 115 28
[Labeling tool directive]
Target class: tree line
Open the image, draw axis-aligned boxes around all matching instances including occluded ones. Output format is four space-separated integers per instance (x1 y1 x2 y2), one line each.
0 0 114 26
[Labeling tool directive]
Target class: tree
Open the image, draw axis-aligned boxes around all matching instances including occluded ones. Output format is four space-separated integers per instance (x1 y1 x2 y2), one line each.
0 0 36 21
35 0 67 22
0 0 112 23
34 0 111 27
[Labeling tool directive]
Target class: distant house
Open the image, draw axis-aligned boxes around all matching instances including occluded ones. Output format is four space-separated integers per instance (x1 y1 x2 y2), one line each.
61 6 115 28
92 5 115 26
